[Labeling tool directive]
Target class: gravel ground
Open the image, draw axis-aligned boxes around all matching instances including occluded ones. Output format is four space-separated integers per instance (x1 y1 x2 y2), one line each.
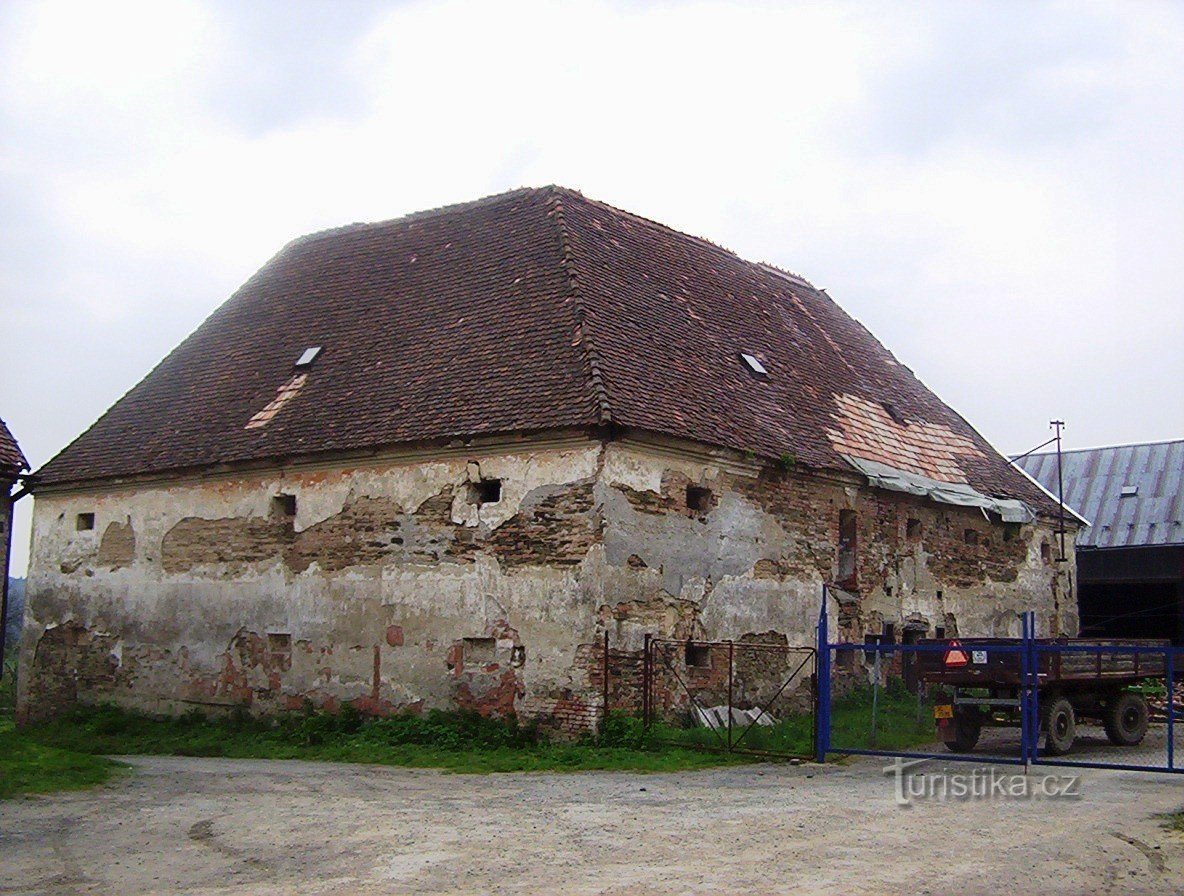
2 753 1183 895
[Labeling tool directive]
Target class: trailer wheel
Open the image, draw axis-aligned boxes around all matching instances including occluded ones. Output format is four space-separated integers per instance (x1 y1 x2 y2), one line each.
1043 696 1076 756
943 707 982 753
1103 692 1149 746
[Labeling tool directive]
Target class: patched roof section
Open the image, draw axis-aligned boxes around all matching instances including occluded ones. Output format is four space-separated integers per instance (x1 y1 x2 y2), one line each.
0 417 28 476
1016 440 1184 548
34 186 1058 516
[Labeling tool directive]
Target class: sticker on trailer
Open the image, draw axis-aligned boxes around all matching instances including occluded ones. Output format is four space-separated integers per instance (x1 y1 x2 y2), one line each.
971 650 988 664
934 704 954 719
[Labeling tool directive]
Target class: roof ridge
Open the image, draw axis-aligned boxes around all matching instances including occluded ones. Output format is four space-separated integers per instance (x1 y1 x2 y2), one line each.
549 187 822 293
547 188 613 425
1021 437 1184 457
283 185 544 251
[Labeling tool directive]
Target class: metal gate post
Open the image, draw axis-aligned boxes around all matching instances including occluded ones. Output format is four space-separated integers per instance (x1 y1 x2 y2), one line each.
727 640 735 751
602 630 610 730
1020 610 1038 769
815 585 831 763
642 633 651 729
1168 648 1176 771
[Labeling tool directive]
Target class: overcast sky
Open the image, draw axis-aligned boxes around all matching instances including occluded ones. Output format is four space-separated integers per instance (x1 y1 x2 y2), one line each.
2 0 1182 576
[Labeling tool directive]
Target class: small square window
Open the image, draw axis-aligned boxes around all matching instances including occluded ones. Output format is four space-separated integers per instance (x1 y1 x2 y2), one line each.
739 352 768 377
686 486 713 513
469 479 502 505
76 513 95 531
906 518 921 541
294 346 322 368
685 642 711 668
272 494 297 517
964 529 979 546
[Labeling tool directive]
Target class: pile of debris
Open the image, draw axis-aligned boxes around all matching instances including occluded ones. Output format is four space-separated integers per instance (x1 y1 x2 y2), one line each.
1147 681 1184 722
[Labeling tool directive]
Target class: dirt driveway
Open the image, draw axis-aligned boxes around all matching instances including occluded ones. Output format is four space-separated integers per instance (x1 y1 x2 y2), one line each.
2 755 1183 895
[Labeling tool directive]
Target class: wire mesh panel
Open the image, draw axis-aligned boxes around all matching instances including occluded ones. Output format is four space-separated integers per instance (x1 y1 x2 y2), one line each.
823 640 1031 765
643 638 816 759
1030 642 1183 773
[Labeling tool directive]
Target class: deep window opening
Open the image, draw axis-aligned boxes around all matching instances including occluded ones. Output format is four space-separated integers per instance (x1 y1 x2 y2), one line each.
837 509 857 588
686 486 713 514
75 513 95 531
272 494 297 517
685 642 711 668
906 518 921 541
469 479 502 505
964 528 979 546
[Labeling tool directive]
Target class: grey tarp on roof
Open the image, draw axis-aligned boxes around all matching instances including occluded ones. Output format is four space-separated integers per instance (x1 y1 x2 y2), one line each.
1015 440 1184 549
843 455 1036 523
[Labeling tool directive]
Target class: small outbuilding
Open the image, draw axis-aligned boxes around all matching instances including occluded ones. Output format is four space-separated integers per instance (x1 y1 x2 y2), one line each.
1018 439 1183 642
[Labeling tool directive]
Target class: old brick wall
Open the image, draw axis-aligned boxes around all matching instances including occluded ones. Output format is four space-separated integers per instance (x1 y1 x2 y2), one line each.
19 440 613 730
594 440 1075 719
18 435 1074 732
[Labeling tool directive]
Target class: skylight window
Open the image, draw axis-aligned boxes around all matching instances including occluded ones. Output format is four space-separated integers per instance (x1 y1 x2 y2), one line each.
295 346 322 368
740 353 768 377
1120 485 1138 498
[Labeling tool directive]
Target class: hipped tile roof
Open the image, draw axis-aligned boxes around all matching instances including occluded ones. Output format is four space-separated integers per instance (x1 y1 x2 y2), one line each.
35 186 1056 515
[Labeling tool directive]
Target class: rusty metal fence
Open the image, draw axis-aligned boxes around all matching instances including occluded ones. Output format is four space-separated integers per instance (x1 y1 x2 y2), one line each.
636 636 816 759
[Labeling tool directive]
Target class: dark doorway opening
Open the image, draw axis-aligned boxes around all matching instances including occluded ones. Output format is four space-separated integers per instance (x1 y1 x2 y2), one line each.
1078 581 1182 643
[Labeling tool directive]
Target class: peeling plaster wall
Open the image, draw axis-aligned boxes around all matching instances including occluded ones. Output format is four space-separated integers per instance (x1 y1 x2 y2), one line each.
18 437 1075 731
19 442 609 729
597 442 1076 651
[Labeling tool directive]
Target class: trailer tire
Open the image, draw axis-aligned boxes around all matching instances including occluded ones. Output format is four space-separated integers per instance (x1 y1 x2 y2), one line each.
943 707 982 753
1043 696 1076 756
1103 692 1149 746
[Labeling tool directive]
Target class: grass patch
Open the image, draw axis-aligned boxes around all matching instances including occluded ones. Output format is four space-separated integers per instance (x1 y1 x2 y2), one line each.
647 680 936 756
0 718 121 799
21 702 751 775
6 668 935 783
1 658 121 798
1159 810 1184 835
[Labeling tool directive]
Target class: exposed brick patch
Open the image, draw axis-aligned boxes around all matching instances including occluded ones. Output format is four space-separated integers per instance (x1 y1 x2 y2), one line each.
22 621 126 723
486 479 600 567
97 520 135 568
385 625 405 647
162 516 291 574
161 480 602 576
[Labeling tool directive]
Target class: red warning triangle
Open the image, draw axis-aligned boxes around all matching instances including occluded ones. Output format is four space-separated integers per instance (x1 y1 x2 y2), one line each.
944 640 969 667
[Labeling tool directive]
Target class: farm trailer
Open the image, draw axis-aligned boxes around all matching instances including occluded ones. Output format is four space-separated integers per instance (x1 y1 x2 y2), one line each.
916 638 1170 756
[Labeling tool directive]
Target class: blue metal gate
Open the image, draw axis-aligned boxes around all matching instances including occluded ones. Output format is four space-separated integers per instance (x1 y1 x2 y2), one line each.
814 587 1183 774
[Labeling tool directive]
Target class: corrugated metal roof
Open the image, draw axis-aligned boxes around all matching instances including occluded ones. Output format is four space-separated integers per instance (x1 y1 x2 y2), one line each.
1015 440 1184 549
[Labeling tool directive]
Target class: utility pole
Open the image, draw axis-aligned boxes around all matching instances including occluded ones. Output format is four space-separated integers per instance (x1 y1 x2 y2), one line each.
1051 419 1067 562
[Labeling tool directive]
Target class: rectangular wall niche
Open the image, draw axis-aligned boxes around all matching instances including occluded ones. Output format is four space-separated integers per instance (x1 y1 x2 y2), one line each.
463 637 496 663
837 509 857 588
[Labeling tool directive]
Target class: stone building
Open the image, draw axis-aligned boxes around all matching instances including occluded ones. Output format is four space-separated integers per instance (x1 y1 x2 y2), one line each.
1 417 29 670
19 186 1075 729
